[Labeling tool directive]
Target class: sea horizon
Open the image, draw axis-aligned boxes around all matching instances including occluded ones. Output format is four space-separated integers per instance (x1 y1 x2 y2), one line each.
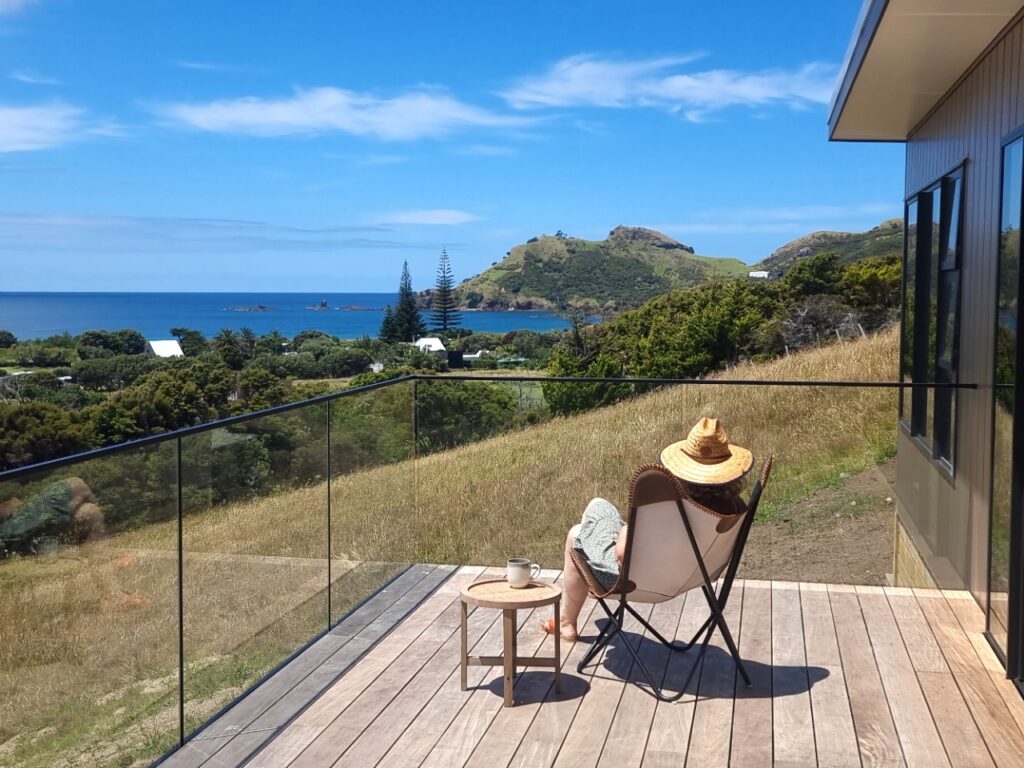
0 291 574 340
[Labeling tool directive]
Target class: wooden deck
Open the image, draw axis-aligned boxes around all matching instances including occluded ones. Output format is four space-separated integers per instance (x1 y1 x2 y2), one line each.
163 566 1024 768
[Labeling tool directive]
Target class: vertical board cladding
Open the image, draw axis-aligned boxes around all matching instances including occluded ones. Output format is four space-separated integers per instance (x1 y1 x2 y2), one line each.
900 17 1023 601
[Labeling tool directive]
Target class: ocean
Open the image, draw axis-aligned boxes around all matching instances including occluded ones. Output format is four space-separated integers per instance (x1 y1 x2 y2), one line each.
0 292 574 340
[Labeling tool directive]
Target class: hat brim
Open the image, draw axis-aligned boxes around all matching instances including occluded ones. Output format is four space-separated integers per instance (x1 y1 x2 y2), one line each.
659 441 754 486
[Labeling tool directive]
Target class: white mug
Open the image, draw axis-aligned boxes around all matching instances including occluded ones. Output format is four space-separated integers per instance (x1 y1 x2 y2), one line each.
507 558 541 588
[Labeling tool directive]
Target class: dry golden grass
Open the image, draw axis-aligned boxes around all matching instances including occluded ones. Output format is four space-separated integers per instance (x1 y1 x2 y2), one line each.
0 329 898 767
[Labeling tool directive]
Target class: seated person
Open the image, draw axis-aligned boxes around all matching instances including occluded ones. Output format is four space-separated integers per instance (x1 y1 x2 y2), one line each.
542 417 752 640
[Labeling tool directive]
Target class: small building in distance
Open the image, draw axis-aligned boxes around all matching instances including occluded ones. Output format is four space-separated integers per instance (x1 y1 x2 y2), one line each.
413 337 447 359
748 270 770 279
146 339 184 358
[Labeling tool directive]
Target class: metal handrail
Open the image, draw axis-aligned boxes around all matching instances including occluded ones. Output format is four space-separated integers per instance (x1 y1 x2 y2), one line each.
0 372 977 481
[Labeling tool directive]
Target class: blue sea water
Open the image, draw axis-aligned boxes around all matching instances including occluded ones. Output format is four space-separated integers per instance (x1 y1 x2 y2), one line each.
0 292 574 340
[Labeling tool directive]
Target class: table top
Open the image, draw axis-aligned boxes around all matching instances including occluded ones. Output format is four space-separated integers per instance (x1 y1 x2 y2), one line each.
461 578 562 609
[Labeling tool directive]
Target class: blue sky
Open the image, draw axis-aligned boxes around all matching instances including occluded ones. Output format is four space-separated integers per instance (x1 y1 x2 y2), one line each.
0 0 904 292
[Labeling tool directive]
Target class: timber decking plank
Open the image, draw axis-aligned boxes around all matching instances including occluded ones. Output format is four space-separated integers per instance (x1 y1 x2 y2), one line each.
503 599 606 768
771 581 816 768
288 569 505 767
686 582 744 768
641 586 710 767
800 583 860 768
159 563 436 768
329 576 508 768
594 595 686 768
464 590 597 768
200 563 451 767
417 598 555 768
245 565 485 767
729 580 774 768
549 603 655 768
914 589 1024 767
884 589 991 768
828 586 905 768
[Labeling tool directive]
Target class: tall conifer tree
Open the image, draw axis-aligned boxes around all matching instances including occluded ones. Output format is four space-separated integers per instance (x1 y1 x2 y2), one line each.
393 260 426 341
430 248 461 331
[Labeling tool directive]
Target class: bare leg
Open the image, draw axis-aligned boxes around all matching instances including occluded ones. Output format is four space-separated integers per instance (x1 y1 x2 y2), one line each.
557 528 589 638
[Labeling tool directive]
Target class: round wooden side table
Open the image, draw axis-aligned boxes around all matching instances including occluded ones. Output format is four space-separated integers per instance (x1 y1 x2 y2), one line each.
459 578 562 707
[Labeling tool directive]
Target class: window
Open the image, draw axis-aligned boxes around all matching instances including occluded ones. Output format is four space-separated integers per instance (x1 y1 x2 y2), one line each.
900 166 964 469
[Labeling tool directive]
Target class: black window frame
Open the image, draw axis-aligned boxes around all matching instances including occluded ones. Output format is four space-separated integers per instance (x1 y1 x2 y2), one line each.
900 164 965 476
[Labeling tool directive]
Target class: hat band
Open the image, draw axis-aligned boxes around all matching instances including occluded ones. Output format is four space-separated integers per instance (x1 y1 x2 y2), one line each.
681 445 734 465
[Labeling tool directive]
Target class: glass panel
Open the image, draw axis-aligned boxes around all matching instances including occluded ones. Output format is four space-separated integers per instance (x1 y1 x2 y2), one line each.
943 175 962 270
0 445 179 767
180 404 328 737
990 137 1023 656
901 200 918 424
329 381 414 624
410 377 896 587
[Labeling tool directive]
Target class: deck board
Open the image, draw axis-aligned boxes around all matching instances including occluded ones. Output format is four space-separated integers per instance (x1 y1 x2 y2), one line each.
156 570 1024 768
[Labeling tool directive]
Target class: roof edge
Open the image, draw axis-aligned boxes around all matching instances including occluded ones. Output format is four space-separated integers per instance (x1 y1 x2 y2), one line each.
828 0 890 141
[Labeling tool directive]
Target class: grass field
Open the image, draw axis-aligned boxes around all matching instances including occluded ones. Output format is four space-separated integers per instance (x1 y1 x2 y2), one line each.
0 328 899 767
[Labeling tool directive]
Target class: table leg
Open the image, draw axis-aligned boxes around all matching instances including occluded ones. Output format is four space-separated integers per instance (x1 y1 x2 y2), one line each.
460 599 468 691
554 599 562 694
511 609 518 678
503 609 515 707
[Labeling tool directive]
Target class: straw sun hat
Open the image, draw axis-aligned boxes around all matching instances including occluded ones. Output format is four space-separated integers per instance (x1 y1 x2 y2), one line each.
660 417 753 486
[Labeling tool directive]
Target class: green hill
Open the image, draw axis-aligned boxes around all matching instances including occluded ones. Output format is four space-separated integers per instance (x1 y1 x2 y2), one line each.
444 226 748 312
753 218 903 274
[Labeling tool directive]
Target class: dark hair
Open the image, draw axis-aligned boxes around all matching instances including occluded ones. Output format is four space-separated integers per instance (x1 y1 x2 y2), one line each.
679 477 747 514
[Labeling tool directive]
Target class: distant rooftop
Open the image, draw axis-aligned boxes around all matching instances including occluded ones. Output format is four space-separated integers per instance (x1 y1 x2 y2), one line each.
147 339 184 358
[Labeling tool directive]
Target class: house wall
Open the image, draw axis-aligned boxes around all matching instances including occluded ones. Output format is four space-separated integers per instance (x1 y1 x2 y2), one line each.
900 15 1024 603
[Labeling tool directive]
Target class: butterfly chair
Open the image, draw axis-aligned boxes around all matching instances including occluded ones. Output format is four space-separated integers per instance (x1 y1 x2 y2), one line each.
571 456 773 702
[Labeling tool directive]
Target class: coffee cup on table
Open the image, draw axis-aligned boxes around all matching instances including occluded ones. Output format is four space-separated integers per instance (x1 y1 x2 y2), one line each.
507 558 541 588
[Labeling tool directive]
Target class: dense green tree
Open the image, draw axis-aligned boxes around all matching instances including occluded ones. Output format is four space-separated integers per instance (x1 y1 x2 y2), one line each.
73 355 167 391
238 327 258 360
393 261 426 342
113 329 147 355
431 248 462 331
87 361 234 444
292 329 331 350
0 330 16 348
256 330 288 355
235 367 290 412
783 253 842 300
0 401 96 469
379 305 400 342
211 328 245 369
170 327 208 356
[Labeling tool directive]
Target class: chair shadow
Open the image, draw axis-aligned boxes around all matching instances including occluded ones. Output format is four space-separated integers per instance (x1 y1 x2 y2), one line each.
585 619 830 700
484 670 590 705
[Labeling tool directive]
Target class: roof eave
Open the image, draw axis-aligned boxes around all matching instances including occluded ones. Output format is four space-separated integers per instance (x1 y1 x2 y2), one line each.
828 0 892 141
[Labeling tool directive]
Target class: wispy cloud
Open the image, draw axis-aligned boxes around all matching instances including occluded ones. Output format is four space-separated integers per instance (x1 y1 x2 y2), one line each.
452 144 515 156
372 209 480 225
174 60 238 72
0 102 119 152
656 203 897 235
501 54 837 120
9 68 60 85
0 213 438 254
156 86 533 141
0 0 38 15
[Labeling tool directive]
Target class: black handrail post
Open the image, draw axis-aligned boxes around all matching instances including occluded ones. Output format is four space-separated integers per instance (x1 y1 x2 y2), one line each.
176 436 185 747
326 399 332 630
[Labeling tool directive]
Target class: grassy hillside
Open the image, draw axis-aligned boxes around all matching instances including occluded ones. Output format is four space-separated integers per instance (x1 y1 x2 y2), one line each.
449 226 748 311
753 218 903 274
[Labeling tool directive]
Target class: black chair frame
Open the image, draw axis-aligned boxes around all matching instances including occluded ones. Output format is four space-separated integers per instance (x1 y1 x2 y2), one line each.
575 458 772 702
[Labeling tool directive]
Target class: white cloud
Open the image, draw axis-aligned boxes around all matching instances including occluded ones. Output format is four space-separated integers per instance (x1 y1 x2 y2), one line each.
372 209 480 225
453 144 515 156
157 86 532 141
501 54 837 119
0 103 87 152
656 202 898 235
174 60 235 72
0 213 428 254
0 0 38 15
9 68 60 85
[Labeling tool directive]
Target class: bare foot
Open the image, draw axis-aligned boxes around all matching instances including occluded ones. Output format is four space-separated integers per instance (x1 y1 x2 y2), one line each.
540 618 577 641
